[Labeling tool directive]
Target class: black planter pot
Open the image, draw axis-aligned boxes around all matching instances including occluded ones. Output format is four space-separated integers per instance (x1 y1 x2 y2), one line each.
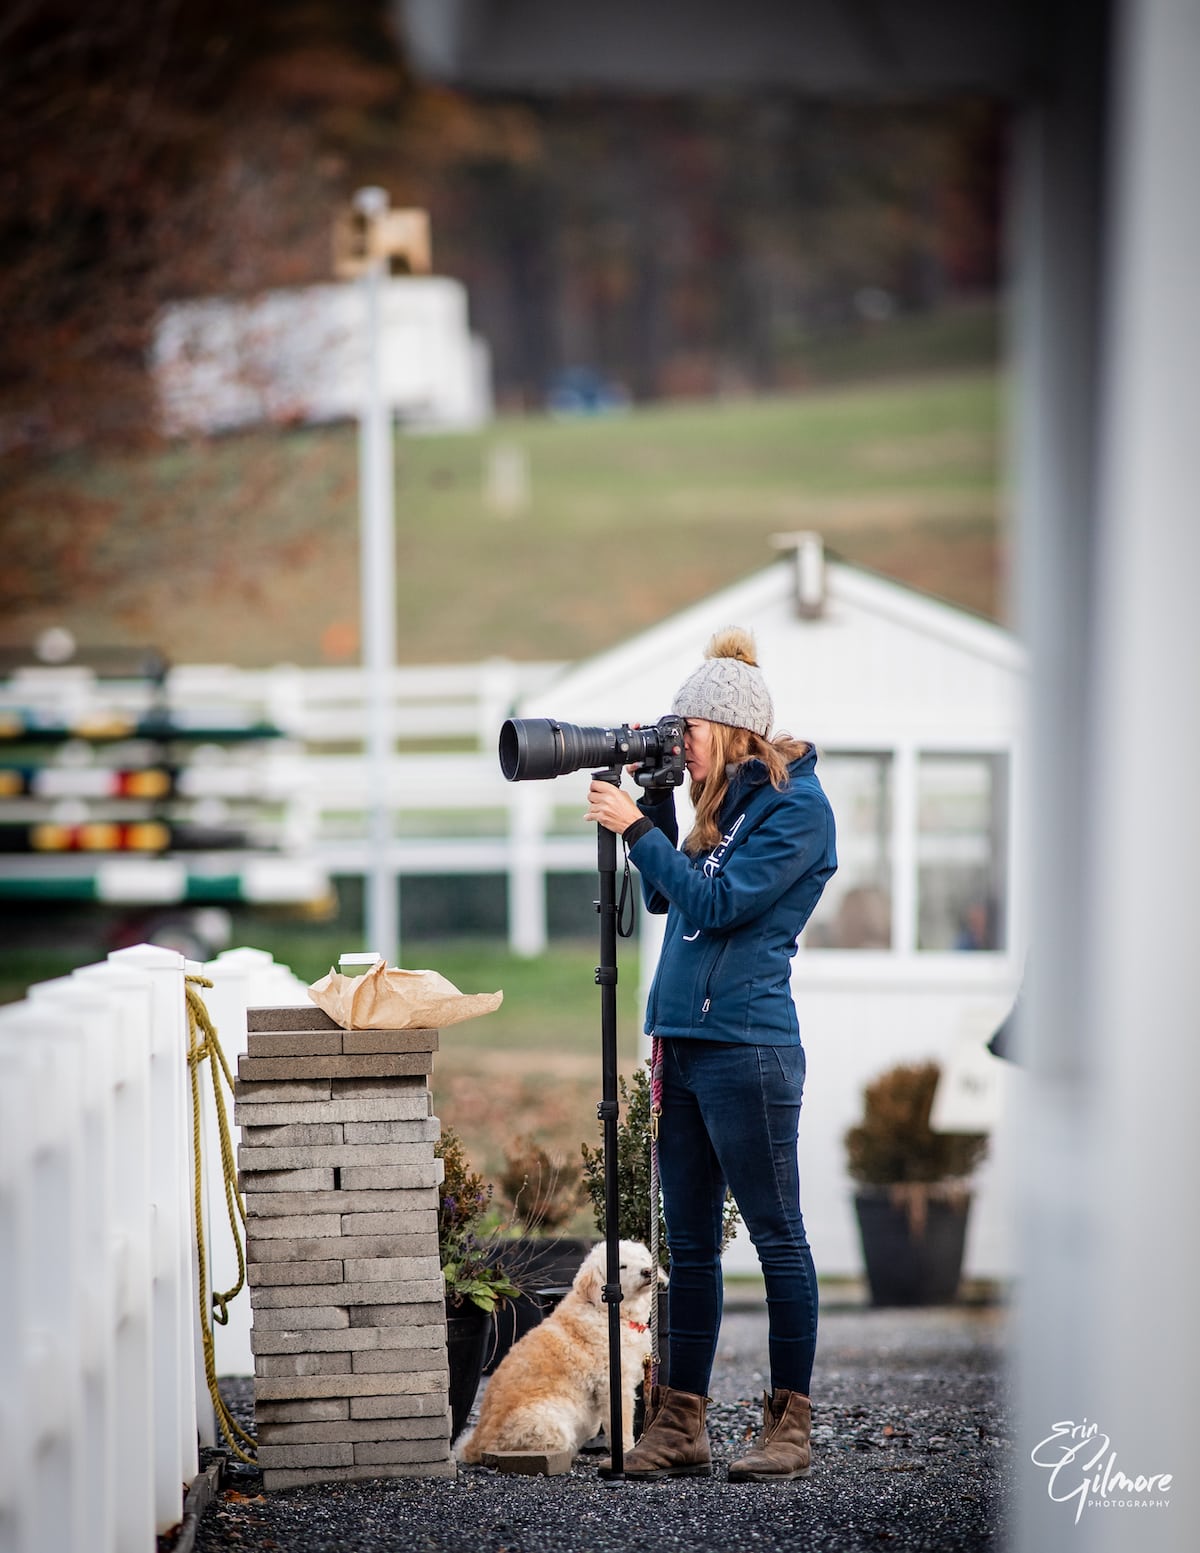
499 1235 595 1288
483 1289 545 1376
854 1186 971 1306
481 1237 595 1377
446 1301 491 1442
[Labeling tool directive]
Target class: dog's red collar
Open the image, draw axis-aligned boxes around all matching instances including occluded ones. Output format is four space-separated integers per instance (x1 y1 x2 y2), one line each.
627 1320 648 1333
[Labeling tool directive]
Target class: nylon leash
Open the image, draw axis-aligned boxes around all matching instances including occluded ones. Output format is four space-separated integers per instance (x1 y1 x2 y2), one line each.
648 1036 665 1391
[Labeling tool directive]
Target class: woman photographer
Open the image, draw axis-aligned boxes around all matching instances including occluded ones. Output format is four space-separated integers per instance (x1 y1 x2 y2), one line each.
584 626 836 1482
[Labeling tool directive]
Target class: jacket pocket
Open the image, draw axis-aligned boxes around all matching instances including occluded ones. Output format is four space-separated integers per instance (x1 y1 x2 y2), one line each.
698 940 730 1022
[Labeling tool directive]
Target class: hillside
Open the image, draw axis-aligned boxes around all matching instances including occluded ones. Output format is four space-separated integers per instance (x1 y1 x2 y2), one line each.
0 366 1005 668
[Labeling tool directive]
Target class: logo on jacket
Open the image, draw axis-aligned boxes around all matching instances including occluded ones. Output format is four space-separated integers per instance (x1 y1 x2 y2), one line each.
702 812 746 879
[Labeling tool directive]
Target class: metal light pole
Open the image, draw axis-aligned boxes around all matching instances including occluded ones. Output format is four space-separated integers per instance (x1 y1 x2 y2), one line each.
353 186 399 963
333 192 431 962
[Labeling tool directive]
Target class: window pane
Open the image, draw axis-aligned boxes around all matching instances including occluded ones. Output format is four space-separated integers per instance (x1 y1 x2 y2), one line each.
806 752 892 949
917 753 1009 951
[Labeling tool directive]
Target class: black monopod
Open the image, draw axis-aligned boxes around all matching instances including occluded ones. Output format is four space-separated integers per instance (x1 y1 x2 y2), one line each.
498 715 685 1481
591 758 631 1480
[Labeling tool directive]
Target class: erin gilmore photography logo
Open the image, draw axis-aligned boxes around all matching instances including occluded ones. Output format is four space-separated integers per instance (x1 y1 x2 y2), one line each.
1030 1419 1173 1524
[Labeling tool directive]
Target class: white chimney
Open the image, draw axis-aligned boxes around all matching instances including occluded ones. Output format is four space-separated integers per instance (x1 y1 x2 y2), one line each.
771 531 826 618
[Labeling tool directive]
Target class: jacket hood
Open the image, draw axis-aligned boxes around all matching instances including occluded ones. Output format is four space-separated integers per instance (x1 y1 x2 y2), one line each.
724 745 817 805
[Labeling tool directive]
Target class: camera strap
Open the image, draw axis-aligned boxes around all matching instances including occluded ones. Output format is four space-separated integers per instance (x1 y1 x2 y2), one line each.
617 835 636 939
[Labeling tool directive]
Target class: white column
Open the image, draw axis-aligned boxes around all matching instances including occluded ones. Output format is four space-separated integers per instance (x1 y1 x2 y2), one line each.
71 964 157 1553
1078 1 1200 1547
0 1043 34 1553
1010 43 1109 1552
1013 2 1199 1548
24 983 119 1553
215 944 313 1006
107 946 205 1502
0 1010 88 1553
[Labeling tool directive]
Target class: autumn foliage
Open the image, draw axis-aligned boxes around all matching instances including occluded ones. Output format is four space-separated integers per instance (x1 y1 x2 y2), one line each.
0 0 1002 456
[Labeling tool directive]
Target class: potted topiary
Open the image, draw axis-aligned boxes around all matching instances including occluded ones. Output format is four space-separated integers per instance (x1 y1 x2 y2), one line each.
434 1128 520 1440
844 1060 989 1306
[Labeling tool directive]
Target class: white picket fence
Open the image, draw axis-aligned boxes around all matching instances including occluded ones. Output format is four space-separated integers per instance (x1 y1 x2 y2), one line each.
164 661 606 955
0 942 311 1552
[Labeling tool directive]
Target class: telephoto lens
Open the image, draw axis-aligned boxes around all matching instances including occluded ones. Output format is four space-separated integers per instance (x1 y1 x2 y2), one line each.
498 716 685 786
498 718 626 780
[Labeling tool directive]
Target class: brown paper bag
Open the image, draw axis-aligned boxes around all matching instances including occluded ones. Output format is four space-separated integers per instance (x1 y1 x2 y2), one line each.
308 959 503 1030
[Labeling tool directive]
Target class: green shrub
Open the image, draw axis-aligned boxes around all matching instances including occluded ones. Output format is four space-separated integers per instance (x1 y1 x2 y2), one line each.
434 1127 520 1313
580 1060 740 1268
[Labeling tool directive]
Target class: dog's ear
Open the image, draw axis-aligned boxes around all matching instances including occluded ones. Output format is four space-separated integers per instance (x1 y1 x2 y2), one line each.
574 1251 605 1305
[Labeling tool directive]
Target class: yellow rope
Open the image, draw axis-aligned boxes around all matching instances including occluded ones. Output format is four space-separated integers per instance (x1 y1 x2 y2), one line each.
185 974 257 1465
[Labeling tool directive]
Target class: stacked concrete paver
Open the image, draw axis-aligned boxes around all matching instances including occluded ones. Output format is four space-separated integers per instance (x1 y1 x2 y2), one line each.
236 1004 453 1489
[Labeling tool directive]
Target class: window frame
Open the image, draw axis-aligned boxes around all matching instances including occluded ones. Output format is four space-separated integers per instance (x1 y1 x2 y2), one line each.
800 736 1023 970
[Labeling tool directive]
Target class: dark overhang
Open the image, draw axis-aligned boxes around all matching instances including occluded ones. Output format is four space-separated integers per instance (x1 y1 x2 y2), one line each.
392 0 1046 98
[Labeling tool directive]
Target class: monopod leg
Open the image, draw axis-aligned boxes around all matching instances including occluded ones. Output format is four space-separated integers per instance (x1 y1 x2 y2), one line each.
593 769 626 1481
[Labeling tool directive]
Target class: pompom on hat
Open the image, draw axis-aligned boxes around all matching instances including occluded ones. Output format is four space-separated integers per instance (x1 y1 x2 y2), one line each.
671 627 774 737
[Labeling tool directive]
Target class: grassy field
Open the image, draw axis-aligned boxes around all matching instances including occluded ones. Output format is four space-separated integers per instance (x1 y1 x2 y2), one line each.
0 933 640 1209
1 311 1007 1212
2 356 1006 668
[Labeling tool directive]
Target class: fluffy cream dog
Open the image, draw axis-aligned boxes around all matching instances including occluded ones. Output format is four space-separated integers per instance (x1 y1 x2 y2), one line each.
455 1239 658 1464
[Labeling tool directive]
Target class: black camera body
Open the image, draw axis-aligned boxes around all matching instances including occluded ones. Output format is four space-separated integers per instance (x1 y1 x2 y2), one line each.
499 714 686 789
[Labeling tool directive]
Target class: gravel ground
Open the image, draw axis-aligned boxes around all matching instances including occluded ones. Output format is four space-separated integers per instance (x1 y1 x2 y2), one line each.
192 1302 1012 1553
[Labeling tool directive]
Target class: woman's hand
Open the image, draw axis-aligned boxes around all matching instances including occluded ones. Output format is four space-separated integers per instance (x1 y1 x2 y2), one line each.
585 778 643 835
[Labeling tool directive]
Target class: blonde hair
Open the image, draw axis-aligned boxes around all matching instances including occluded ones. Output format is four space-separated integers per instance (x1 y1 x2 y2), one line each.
683 725 811 855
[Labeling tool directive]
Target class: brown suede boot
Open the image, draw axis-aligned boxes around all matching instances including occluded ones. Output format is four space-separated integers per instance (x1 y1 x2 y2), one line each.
619 1385 712 1480
727 1389 813 1481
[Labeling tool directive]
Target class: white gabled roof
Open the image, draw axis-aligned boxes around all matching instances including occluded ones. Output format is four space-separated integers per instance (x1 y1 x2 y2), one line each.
519 551 1025 748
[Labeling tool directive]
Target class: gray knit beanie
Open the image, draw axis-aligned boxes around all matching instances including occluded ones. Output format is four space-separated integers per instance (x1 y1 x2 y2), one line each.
671 627 774 736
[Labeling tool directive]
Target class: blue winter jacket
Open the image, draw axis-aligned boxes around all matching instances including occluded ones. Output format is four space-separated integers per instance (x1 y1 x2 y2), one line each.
627 747 836 1047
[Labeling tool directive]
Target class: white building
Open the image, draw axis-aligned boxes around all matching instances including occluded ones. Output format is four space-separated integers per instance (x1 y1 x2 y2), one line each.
150 275 492 438
513 536 1025 1281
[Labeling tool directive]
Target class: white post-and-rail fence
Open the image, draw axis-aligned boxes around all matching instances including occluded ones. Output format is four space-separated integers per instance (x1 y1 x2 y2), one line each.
0 942 310 1553
0 657 580 958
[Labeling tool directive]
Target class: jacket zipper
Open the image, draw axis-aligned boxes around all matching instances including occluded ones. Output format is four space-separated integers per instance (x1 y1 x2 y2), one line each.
699 942 729 1021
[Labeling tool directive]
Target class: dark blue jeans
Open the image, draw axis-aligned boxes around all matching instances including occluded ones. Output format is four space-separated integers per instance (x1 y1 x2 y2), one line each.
657 1037 818 1398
